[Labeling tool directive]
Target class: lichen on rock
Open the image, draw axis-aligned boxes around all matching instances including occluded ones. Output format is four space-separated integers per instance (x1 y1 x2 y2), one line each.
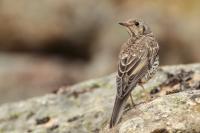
0 64 199 133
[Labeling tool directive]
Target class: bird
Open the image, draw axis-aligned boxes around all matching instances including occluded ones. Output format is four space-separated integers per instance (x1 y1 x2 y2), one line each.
109 19 159 128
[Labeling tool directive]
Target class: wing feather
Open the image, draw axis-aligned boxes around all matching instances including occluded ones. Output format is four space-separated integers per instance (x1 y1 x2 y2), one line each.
116 48 149 98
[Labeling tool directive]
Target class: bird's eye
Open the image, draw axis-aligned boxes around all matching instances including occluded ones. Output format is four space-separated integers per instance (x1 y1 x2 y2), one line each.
134 21 139 26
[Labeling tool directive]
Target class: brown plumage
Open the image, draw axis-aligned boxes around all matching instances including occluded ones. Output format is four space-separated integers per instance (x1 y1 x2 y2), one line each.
109 19 159 128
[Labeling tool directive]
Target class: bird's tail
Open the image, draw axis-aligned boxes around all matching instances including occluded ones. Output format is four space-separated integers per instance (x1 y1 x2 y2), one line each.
109 95 128 128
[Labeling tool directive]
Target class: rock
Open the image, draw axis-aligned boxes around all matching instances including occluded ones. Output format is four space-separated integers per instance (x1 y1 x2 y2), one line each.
110 90 200 133
0 53 86 104
0 63 199 133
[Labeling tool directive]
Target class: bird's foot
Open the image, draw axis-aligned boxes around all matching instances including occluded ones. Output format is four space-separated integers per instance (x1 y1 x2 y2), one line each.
140 84 152 102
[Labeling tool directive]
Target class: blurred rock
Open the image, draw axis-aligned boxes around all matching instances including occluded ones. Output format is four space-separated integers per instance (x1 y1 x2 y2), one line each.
0 63 199 133
0 0 200 104
0 0 199 69
0 53 87 104
0 0 114 59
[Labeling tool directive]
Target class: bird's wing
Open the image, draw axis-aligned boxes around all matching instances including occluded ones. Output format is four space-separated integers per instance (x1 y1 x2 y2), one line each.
116 47 149 98
110 47 149 127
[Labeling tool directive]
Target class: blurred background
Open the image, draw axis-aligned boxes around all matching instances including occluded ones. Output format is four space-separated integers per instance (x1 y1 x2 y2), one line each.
0 0 199 104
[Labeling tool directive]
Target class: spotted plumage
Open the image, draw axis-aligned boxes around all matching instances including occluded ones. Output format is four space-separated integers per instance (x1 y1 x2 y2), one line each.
110 19 159 128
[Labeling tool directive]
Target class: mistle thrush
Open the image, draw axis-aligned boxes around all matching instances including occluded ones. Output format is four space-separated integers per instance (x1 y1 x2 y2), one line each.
109 19 159 128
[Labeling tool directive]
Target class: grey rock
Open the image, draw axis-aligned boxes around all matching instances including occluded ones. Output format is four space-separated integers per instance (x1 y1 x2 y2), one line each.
0 63 199 133
117 90 200 133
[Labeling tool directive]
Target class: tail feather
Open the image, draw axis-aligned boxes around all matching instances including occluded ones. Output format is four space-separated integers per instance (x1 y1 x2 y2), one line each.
109 96 128 128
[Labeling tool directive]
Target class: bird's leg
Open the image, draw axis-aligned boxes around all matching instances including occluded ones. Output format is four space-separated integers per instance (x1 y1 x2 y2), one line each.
140 84 145 91
129 93 135 108
139 84 151 101
124 94 136 113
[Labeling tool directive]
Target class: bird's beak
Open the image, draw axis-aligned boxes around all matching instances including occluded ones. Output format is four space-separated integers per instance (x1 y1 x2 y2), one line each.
118 22 132 27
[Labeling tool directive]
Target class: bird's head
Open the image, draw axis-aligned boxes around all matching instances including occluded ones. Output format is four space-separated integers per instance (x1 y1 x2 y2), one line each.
119 19 151 37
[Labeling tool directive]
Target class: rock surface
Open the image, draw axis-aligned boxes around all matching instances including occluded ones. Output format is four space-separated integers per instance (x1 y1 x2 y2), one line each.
0 63 199 133
0 53 86 104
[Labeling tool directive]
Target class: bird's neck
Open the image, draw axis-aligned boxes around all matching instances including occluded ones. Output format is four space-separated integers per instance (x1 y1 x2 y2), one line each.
127 32 154 45
127 35 142 44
